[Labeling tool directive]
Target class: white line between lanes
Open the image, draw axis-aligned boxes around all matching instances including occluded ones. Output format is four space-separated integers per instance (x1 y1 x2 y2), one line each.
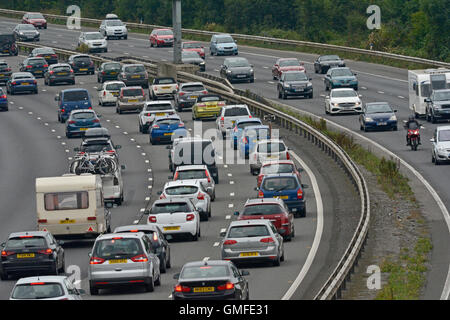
281 150 324 300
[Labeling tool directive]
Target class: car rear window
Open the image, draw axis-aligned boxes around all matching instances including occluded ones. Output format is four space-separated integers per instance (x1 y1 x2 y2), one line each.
228 225 270 238
182 85 205 92
44 192 89 210
152 202 191 214
243 204 284 216
5 237 47 250
105 83 125 91
81 143 112 153
154 78 175 84
199 96 220 102
237 121 261 129
180 265 229 279
261 163 294 175
262 177 298 191
165 186 198 196
155 118 180 125
177 169 207 180
14 75 34 80
439 130 450 142
28 59 46 65
125 65 145 73
51 66 71 72
71 112 95 120
224 108 249 117
63 91 89 102
36 48 55 55
145 103 173 111
243 127 270 139
174 141 215 165
104 63 121 70
122 88 143 97
279 60 301 67
93 238 144 260
258 142 286 153
12 283 65 299
73 56 91 63
182 42 202 49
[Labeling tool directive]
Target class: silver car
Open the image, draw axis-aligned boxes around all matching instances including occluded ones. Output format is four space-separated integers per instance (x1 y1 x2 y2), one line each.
158 179 212 221
174 82 208 112
10 276 85 300
88 232 161 295
220 219 284 266
216 104 252 138
431 125 450 165
138 100 175 133
172 165 216 201
117 86 146 114
249 139 290 175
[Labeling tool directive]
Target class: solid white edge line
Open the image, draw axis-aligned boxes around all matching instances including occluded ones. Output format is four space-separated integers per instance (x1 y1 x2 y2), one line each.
281 151 323 300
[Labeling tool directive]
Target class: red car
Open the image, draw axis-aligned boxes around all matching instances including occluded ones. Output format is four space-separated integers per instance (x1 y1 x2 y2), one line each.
257 160 302 188
149 28 174 47
181 41 205 59
272 58 305 80
22 12 47 29
236 198 295 241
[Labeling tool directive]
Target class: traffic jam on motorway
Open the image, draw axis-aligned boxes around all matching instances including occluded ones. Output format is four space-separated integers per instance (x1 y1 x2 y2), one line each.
0 11 449 301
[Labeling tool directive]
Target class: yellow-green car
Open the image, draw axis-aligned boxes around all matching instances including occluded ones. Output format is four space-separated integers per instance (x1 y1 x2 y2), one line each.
192 94 226 120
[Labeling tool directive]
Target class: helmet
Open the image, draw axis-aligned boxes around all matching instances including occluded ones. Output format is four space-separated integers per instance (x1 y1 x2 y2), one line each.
408 115 415 121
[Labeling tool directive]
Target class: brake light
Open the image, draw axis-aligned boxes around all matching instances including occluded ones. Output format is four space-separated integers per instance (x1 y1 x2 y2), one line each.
88 106 92 109
205 170 211 183
93 119 100 123
146 113 151 116
178 123 185 127
197 192 205 200
38 219 47 223
0 95 6 99
218 102 225 106
112 237 122 240
30 282 46 285
197 103 205 107
90 257 105 265
102 71 106 75
153 232 158 241
103 91 106 96
243 137 248 144
87 217 97 221
11 81 16 85
141 89 145 97
26 65 32 69
154 87 158 91
49 70 54 75
202 90 208 94
260 237 275 243
43 64 48 68
223 240 237 245
153 124 160 129
129 230 139 232
220 116 224 124
131 254 148 262
217 282 235 290
61 109 65 113
5 68 11 72
258 190 264 198
179 92 185 96
286 152 290 160
38 248 53 255
52 54 57 58
1 251 15 257
297 188 303 199
159 193 166 200
173 172 179 180
70 69 74 73
186 214 195 221
257 175 264 186
175 285 191 293
176 85 179 90
149 216 157 223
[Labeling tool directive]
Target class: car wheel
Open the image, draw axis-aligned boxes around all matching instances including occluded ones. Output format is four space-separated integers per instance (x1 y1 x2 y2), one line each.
393 126 398 131
66 132 71 139
154 272 161 286
160 254 167 273
364 125 368 132
432 152 435 163
145 276 154 292
58 259 66 274
139 123 142 133
250 77 254 83
89 283 99 295
431 112 437 124
273 254 281 267
0 271 8 281
280 247 285 262
282 91 287 100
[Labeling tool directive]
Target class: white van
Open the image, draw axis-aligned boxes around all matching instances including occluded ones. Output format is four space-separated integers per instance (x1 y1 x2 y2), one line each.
36 174 112 238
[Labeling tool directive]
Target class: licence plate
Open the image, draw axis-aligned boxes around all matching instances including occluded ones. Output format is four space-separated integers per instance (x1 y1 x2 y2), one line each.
274 195 289 200
57 72 67 75
0 74 4 77
162 86 171 89
193 287 215 293
110 72 117 75
80 68 88 71
45 56 51 59
17 253 35 258
295 88 304 92
112 92 119 96
35 70 42 73
156 113 166 116
132 75 140 79
240 252 259 257
22 82 29 85
237 75 246 78
164 132 174 136
378 122 387 126
59 219 76 224
109 259 127 264
190 96 197 99
164 226 180 231
79 128 88 131
128 99 138 102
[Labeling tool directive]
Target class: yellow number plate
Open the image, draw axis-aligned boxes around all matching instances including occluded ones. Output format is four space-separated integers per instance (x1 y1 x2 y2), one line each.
109 259 127 264
57 72 66 75
22 82 29 85
162 86 171 89
35 70 42 73
274 195 288 200
0 74 4 77
79 68 88 71
193 287 215 293
240 252 259 257
59 219 76 224
17 253 35 258
164 226 180 231
110 72 117 75
128 99 138 102
156 113 166 116
112 92 119 96
164 132 174 136
131 75 140 78
190 96 197 99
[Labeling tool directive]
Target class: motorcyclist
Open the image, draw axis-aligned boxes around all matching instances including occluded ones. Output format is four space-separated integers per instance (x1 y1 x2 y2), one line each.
404 115 421 146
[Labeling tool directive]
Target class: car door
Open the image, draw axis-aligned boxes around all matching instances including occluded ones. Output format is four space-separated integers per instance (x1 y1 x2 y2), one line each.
142 235 159 276
270 223 283 254
231 264 246 298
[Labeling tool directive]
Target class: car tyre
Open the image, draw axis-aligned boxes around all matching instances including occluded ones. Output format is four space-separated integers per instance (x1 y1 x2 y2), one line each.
160 255 167 273
273 254 281 267
89 283 99 295
154 272 161 286
0 271 8 281
145 277 154 292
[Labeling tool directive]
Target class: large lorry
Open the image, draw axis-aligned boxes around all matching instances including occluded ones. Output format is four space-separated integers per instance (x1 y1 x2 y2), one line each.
408 68 450 118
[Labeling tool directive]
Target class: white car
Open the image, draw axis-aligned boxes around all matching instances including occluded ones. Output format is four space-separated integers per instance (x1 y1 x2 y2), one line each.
431 125 450 165
138 100 175 133
78 32 108 53
325 88 362 115
172 165 216 201
150 77 178 100
10 276 85 300
158 179 212 221
216 104 252 138
146 199 201 241
249 139 290 175
99 17 128 40
98 81 126 106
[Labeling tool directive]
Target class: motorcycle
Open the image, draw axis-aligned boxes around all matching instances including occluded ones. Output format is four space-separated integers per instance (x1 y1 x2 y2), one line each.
408 128 420 151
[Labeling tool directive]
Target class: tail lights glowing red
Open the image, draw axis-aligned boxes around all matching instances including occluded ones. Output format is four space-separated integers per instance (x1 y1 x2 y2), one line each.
260 237 275 243
38 219 47 223
186 214 195 221
205 170 211 183
223 240 237 245
38 248 53 255
175 285 191 293
131 254 148 262
258 190 264 198
197 192 205 200
173 172 179 180
148 216 157 223
1 250 15 257
89 257 105 264
217 282 235 290
297 188 303 199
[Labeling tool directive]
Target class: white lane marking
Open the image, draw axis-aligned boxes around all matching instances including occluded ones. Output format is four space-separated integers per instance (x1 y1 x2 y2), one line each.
68 157 73 160
220 228 227 234
145 160 150 163
268 81 275 84
141 153 146 156
28 111 33 115
148 185 152 189
115 125 120 128
361 86 367 90
224 165 228 168
130 138 135 142
44 123 49 126
65 149 70 153
213 242 220 247
398 95 405 99
9 101 14 105
263 66 269 69
57 136 61 139
123 132 128 135
51 129 55 133
37 117 41 120
228 204 234 208
106 119 110 122
145 197 150 201
230 181 234 184
61 142 66 145
203 257 210 262
214 69 219 72
378 91 385 94
19 106 23 109
147 169 152 172
168 294 173 299
230 192 235 197
140 208 146 212
42 89 46 92
282 150 324 300
136 145 141 148
134 220 139 224
225 215 231 220
227 173 232 177
148 178 153 181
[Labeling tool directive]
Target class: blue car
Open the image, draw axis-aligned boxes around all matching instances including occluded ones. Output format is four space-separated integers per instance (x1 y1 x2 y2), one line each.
6 72 38 95
66 109 101 138
0 88 8 111
149 115 188 145
239 125 270 158
210 34 238 56
359 102 398 132
324 67 358 91
257 173 307 218
56 88 93 123
229 117 263 149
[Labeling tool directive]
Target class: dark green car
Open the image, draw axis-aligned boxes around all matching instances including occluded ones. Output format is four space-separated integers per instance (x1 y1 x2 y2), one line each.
97 62 122 83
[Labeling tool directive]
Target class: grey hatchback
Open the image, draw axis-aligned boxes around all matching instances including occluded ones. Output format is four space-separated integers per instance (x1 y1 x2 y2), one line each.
118 64 149 88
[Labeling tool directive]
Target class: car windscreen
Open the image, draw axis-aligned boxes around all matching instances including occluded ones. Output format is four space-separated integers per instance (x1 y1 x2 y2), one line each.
71 112 95 120
177 169 207 180
257 142 286 153
438 130 450 142
217 36 234 43
85 33 103 40
35 48 54 55
183 42 201 49
434 91 450 101
165 186 198 196
104 63 121 70
81 143 112 152
243 127 270 138
228 60 249 68
5 236 46 250
154 78 175 84
106 20 123 27
124 65 145 73
28 13 45 19
13 75 34 80
51 66 71 72
243 204 284 216
262 177 298 191
152 202 191 214
279 60 300 67
12 283 64 300
284 72 308 81
145 104 173 111
198 96 220 102
321 55 340 61
180 265 229 279
228 225 270 238
63 91 89 102
366 104 392 114
261 163 294 174
224 108 249 117
237 121 262 129
156 30 173 36
93 238 144 260
17 25 36 30
27 58 46 65
331 69 353 77
122 88 143 97
181 85 205 92
105 83 125 91
331 90 357 98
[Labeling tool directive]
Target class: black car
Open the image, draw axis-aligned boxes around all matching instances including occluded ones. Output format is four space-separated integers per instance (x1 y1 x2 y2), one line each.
182 51 205 72
220 57 254 83
0 34 18 56
83 127 111 140
97 62 122 83
75 137 120 154
172 260 250 300
0 59 12 83
29 47 58 65
314 55 345 74
68 55 95 75
19 57 48 78
277 71 313 99
425 89 450 123
113 225 171 273
0 231 65 280
118 64 149 88
44 63 75 86
13 24 40 42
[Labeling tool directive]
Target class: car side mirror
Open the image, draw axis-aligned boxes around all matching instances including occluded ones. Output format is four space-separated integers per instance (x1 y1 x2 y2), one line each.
219 230 227 237
168 175 174 179
57 240 65 246
309 78 312 81
97 114 102 118
394 110 398 113
251 64 254 68
121 165 126 170
97 87 102 91
166 145 172 149
105 202 114 208
240 270 250 276
354 73 357 76
254 187 259 191
234 211 239 216
1 243 5 248
88 253 92 258
425 98 431 103
54 96 60 101
173 273 180 280
234 40 237 43
157 191 162 195
302 184 309 189
206 187 213 194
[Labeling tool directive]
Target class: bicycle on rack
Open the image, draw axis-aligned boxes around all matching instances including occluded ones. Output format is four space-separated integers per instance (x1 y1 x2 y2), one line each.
70 149 117 175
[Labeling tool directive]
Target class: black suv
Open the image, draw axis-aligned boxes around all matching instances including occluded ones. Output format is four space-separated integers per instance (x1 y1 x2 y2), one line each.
314 55 345 74
277 71 313 99
68 55 95 75
0 34 18 56
425 89 450 123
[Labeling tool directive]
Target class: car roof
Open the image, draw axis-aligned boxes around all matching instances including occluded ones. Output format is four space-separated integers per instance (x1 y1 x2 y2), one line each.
262 173 299 179
223 104 248 109
282 70 306 74
215 33 232 38
180 82 204 87
433 89 450 93
279 58 298 61
9 231 49 239
82 137 110 144
153 198 191 205
243 125 269 131
114 225 159 233
164 180 202 188
228 219 272 227
225 57 248 62
15 276 68 285
62 88 88 93
329 67 350 71
365 102 390 106
261 159 295 166
257 139 285 144
437 125 450 131
331 88 356 91
182 260 232 268
71 54 91 58
154 28 172 31
176 165 208 171
96 232 145 240
121 86 143 90
123 64 144 67
244 198 284 206
69 109 95 114
236 117 261 124
49 63 70 67
104 80 125 85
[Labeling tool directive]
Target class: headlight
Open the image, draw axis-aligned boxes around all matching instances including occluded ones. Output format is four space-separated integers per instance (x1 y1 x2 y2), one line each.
331 102 337 106
355 102 361 106
307 83 313 87
389 115 397 121
365 117 373 122
250 69 254 73
226 70 231 74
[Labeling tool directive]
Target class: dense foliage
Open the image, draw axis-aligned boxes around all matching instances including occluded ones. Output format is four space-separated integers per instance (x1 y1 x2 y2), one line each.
1 0 448 61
